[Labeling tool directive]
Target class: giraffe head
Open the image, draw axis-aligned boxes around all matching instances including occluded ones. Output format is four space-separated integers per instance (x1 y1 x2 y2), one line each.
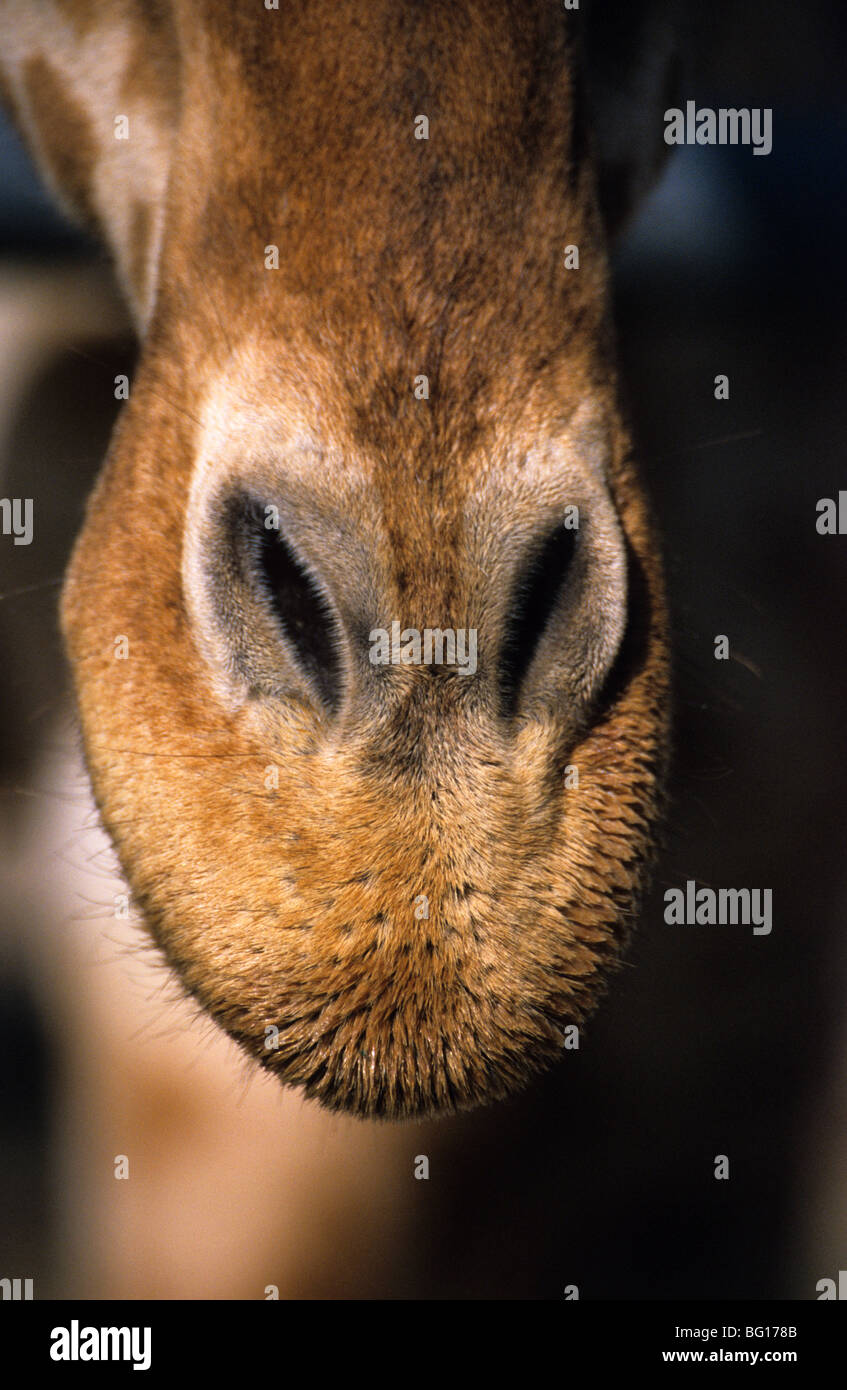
3 0 670 1117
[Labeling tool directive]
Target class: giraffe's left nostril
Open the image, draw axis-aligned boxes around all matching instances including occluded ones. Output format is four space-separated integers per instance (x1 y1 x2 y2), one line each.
496 495 629 730
499 521 578 716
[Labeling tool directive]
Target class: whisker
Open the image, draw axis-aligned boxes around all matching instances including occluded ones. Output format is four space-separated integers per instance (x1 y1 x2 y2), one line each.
689 427 765 452
0 576 64 602
654 427 765 465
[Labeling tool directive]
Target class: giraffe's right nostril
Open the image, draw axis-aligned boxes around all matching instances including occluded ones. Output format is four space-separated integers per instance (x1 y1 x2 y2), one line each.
184 489 347 716
247 500 344 713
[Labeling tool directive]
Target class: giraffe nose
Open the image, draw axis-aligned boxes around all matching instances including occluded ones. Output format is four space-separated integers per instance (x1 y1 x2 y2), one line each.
183 481 628 733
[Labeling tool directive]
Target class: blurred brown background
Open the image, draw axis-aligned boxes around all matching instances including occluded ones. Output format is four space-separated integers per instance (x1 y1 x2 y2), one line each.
1 0 845 1298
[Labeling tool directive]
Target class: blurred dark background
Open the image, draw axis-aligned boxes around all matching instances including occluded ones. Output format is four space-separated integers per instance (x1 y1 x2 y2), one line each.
0 1 845 1298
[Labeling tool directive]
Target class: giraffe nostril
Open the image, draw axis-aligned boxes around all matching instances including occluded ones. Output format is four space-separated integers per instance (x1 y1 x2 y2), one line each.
185 488 346 716
493 490 629 729
245 501 344 714
500 522 578 716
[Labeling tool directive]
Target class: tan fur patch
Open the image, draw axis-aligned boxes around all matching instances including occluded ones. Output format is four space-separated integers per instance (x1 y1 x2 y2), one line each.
127 199 152 308
8 0 672 1118
21 52 101 232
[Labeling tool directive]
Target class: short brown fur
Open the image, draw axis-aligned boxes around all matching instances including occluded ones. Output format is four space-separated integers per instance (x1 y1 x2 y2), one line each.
1 0 670 1118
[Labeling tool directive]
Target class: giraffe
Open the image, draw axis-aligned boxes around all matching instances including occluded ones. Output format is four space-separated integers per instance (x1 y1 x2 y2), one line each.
0 1 674 1121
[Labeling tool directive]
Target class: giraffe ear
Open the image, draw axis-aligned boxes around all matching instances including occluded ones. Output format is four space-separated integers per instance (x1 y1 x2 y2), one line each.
0 2 178 326
582 0 685 239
